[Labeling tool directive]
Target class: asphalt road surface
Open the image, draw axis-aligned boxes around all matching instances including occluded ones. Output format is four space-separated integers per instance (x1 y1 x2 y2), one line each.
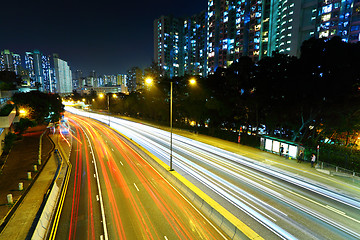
55 112 229 240
66 107 360 240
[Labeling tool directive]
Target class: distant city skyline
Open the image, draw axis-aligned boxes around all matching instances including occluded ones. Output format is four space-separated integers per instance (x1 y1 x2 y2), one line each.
1 0 207 75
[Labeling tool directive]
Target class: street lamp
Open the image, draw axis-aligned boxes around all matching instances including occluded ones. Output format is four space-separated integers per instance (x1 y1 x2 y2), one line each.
19 108 27 117
189 78 196 85
145 77 153 86
146 77 197 171
99 93 110 125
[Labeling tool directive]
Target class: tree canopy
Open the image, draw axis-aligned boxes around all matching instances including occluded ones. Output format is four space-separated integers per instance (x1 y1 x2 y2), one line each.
0 71 23 90
12 91 64 124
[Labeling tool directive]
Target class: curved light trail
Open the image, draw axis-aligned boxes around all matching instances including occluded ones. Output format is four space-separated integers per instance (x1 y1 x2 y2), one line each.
57 110 229 240
66 107 360 240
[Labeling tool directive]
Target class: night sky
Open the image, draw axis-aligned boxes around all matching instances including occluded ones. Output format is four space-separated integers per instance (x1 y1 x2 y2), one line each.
1 0 207 76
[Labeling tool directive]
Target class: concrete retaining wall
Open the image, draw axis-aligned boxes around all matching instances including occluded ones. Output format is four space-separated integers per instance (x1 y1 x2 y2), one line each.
31 185 59 240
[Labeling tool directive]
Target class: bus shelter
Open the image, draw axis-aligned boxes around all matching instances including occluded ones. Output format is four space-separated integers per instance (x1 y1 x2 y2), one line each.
260 135 303 159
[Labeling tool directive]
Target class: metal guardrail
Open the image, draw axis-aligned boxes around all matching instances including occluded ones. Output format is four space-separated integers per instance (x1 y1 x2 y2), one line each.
317 161 360 179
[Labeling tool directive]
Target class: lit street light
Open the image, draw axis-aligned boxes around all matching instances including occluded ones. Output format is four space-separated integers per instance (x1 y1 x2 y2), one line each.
99 93 118 125
146 77 197 171
19 108 28 117
145 77 153 85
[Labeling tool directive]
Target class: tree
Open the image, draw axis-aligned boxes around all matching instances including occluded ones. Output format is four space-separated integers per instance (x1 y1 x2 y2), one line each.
0 71 23 90
12 91 64 124
14 118 35 134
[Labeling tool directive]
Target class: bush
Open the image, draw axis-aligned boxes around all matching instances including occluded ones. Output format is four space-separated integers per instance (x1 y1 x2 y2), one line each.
0 104 14 116
317 144 360 172
14 118 36 134
2 132 16 154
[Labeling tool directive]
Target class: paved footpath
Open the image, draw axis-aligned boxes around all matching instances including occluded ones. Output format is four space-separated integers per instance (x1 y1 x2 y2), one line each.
0 126 56 238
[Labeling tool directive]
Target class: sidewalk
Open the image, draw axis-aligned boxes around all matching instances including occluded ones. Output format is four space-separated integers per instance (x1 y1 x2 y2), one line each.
0 126 56 237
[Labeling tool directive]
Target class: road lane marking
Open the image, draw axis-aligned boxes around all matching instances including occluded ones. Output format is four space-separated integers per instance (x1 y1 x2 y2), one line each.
119 161 123 166
112 127 239 240
96 195 99 201
164 236 168 240
134 183 139 191
111 148 114 152
94 174 96 178
82 126 109 240
325 205 345 215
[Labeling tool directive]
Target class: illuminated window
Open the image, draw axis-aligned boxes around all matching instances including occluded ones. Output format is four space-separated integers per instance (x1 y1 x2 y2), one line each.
319 30 329 38
322 13 331 22
322 4 332 14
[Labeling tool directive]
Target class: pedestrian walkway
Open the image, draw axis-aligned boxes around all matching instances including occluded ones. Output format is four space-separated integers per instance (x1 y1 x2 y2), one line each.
0 154 57 239
0 126 56 237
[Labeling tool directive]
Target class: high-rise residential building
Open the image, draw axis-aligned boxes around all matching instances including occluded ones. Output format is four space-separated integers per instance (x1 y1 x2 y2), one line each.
117 74 127 86
126 67 143 92
154 15 184 78
316 0 360 43
270 0 317 56
155 0 360 76
103 75 117 86
24 50 53 92
73 70 83 89
0 49 22 74
116 74 129 94
53 54 73 94
207 0 269 73
183 11 208 76
349 0 360 43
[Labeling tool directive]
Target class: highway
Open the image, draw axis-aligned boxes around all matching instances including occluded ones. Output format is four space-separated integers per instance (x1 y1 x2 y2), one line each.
66 107 360 240
55 112 229 240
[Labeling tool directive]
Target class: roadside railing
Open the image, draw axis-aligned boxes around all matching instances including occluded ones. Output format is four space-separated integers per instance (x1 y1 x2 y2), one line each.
317 161 360 179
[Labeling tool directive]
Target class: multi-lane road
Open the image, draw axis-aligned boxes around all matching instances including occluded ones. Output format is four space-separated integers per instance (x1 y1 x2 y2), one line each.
55 112 229 240
64 107 360 240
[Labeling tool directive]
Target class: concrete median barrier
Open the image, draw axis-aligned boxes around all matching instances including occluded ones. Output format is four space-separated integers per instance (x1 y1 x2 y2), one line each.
117 130 263 240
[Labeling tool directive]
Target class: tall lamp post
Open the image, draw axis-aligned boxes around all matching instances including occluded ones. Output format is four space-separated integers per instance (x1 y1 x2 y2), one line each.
99 93 112 125
145 77 196 171
169 81 173 170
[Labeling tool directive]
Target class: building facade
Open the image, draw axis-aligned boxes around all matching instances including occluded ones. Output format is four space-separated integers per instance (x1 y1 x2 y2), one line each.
183 11 208 76
155 0 360 77
126 67 143 92
154 15 184 78
0 50 21 74
24 50 54 92
53 54 73 95
316 0 360 43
